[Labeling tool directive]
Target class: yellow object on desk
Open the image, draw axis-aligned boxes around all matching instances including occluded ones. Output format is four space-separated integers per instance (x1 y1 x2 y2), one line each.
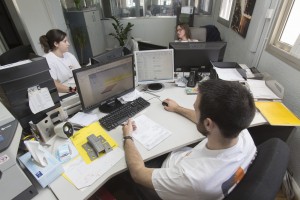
70 122 118 164
255 101 300 126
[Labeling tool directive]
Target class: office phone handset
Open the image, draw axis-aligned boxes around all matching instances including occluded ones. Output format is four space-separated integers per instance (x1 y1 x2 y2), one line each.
187 71 197 87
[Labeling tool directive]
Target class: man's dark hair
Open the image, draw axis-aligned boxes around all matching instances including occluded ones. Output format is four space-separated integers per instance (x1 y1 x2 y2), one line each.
198 79 255 138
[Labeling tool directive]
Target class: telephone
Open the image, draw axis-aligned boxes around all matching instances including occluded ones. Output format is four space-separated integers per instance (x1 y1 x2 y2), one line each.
187 71 197 87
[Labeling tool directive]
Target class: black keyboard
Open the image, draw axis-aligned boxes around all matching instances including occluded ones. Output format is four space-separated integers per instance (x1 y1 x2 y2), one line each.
99 97 150 131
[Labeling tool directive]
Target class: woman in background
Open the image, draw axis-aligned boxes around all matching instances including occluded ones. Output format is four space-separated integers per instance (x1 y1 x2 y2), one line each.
40 29 80 93
175 23 198 42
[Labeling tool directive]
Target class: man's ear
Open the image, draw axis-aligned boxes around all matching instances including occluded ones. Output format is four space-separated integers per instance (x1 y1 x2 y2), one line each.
204 118 214 131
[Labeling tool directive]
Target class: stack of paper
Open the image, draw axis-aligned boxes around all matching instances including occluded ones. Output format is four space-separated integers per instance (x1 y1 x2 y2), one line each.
247 79 280 100
213 67 245 81
255 101 300 126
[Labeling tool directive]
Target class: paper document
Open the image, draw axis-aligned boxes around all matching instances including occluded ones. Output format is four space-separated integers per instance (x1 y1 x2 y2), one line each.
68 112 98 127
62 147 124 189
247 79 280 100
255 101 300 126
214 67 244 81
118 89 141 103
132 115 172 150
28 87 55 114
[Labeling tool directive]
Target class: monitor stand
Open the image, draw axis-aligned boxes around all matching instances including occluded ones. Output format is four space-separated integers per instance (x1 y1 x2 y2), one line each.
146 83 164 92
98 99 123 113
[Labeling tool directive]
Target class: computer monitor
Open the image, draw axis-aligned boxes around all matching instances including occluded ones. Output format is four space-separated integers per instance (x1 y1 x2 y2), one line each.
138 41 167 51
169 42 227 72
0 57 60 132
134 49 174 91
73 55 135 113
90 47 124 65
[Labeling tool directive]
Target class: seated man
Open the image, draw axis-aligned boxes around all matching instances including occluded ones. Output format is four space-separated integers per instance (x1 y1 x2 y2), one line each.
122 79 256 199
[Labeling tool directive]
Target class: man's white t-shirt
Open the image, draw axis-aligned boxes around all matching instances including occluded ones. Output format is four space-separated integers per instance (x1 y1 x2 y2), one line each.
152 129 256 200
44 52 81 83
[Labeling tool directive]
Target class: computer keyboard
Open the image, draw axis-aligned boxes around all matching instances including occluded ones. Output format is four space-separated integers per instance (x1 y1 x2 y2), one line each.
99 97 150 131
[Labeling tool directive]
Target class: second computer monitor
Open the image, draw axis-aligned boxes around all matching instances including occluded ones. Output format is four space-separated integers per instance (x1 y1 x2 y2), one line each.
169 42 227 72
134 49 174 91
90 47 124 65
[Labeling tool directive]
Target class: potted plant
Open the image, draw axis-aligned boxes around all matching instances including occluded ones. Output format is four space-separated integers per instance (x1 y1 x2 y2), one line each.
109 16 134 47
74 0 81 10
73 28 87 65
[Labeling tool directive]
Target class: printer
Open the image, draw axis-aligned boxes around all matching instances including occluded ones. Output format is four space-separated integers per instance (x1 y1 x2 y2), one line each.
0 102 38 199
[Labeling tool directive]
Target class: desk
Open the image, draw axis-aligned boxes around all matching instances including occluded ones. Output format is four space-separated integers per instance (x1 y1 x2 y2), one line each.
33 83 293 200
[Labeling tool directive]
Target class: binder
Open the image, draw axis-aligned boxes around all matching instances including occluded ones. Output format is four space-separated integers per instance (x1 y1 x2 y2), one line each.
255 101 300 126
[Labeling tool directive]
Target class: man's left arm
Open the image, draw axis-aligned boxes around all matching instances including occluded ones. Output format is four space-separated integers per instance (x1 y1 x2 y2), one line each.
123 119 154 189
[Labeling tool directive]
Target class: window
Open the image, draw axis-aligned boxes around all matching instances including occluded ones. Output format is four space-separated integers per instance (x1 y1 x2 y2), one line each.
197 0 213 15
217 0 234 27
267 0 300 69
101 0 213 18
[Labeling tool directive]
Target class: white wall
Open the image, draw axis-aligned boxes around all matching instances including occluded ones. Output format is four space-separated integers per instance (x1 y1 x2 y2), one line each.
12 0 77 56
212 0 300 189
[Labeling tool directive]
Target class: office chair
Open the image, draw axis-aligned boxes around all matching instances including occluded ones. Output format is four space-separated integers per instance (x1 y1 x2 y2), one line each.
0 45 36 65
224 138 290 200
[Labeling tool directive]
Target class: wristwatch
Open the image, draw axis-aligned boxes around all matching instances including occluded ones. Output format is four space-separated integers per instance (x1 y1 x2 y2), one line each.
123 136 133 142
69 86 76 93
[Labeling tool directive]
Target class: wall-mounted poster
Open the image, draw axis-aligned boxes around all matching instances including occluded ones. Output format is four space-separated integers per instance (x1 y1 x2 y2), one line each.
231 0 257 38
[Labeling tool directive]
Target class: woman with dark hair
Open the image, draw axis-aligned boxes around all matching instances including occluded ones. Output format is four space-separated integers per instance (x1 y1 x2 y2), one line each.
175 23 198 42
40 29 80 93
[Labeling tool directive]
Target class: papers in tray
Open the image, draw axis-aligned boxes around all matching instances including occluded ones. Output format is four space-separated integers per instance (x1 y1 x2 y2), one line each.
132 115 172 150
247 79 281 100
214 67 245 81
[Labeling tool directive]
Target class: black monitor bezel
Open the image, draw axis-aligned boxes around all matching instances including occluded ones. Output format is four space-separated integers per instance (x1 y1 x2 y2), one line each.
138 41 167 51
169 41 227 72
73 54 135 113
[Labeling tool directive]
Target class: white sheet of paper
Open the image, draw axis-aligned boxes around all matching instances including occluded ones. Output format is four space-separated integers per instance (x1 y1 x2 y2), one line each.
214 67 245 81
63 148 124 189
132 115 172 150
246 79 280 99
181 6 193 14
118 89 141 103
68 112 98 127
28 87 55 114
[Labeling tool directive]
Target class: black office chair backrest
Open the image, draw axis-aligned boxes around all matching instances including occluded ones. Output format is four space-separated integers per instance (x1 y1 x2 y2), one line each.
0 45 36 65
224 138 290 200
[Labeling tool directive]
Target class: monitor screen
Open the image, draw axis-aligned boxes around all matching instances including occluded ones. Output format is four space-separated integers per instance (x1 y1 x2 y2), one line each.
73 55 135 113
138 41 167 51
134 49 174 91
90 47 124 65
169 42 227 72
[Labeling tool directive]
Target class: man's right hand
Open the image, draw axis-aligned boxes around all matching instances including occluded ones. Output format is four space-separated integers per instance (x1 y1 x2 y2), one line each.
162 98 180 112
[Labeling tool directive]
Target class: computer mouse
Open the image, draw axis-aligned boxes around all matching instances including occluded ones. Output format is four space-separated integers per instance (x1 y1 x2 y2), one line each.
162 102 168 107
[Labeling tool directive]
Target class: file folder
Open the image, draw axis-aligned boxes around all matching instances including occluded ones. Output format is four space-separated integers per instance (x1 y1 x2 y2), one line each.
255 101 300 126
